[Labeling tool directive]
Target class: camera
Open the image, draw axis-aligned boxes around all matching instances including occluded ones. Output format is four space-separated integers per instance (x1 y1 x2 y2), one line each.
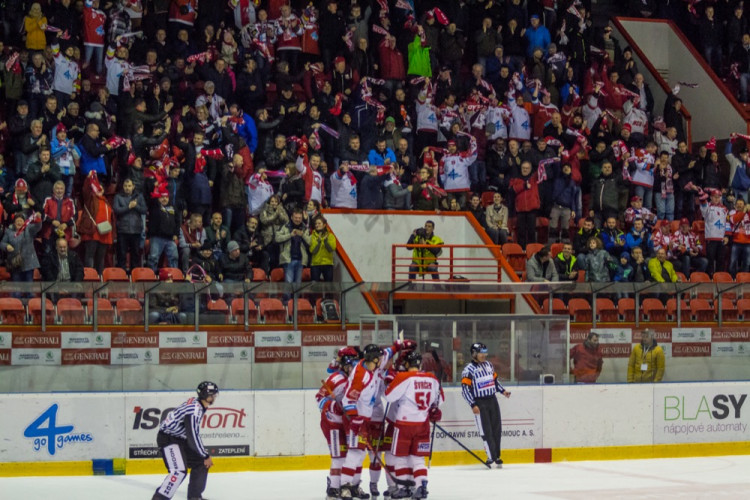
415 227 427 238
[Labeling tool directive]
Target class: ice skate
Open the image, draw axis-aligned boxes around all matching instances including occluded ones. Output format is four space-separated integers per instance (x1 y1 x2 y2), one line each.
347 483 371 499
369 481 380 497
485 459 494 467
382 485 397 498
326 487 342 499
494 458 503 469
340 484 353 498
388 486 412 499
411 481 428 499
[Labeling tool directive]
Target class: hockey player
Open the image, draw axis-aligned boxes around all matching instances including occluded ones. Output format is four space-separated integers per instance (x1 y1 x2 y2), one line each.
461 343 511 468
383 351 443 499
317 349 361 500
152 381 218 500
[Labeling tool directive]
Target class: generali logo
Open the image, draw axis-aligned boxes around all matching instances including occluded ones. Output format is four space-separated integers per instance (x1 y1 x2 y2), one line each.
13 334 61 348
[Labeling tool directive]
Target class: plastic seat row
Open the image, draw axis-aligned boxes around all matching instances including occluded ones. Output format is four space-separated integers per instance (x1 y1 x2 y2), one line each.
542 297 750 322
209 297 339 325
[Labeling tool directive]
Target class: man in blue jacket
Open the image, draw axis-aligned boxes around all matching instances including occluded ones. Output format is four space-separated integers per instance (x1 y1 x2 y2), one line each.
524 15 551 57
367 137 397 167
226 104 258 155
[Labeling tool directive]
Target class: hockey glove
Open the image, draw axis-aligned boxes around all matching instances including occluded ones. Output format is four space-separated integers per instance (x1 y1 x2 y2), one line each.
350 415 370 439
392 339 417 352
428 406 442 423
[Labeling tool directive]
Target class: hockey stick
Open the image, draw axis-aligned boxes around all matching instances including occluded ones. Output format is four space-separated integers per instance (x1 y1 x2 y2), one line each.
433 423 492 469
427 348 442 469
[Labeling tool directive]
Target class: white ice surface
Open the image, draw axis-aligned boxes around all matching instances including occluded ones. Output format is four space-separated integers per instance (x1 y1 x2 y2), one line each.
3 455 750 499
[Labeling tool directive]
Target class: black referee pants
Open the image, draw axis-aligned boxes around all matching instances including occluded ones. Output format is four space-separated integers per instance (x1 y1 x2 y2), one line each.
474 397 502 462
153 431 208 500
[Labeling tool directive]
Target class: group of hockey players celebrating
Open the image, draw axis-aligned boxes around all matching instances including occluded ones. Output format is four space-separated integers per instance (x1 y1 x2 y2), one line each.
316 339 443 500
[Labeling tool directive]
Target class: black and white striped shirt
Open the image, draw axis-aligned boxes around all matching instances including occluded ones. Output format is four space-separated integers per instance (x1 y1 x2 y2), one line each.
461 361 505 407
159 398 209 458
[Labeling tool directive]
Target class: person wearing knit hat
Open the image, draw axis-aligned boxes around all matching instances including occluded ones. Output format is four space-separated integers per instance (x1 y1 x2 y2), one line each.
149 269 188 325
219 240 252 282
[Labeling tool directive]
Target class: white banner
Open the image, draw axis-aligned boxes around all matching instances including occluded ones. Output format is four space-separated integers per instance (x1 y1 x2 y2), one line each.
254 331 301 347
125 392 254 459
302 346 338 363
0 332 12 348
434 388 543 452
672 328 712 343
653 384 750 444
712 342 750 357
61 332 112 349
207 347 253 364
591 328 633 344
158 331 208 348
0 394 123 461
110 348 159 365
11 348 61 365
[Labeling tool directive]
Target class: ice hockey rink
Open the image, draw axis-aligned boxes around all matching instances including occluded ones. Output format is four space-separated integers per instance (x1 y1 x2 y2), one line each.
3 454 749 499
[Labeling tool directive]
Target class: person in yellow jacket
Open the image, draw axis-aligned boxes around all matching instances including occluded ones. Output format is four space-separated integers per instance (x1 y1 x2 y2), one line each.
309 216 336 282
24 3 48 52
407 220 444 280
627 329 665 383
647 248 679 282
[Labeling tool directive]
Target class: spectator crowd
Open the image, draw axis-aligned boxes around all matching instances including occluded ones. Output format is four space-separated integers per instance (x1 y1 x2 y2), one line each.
0 0 748 289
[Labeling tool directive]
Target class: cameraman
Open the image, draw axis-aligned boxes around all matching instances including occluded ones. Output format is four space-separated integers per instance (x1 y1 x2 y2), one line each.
406 220 444 280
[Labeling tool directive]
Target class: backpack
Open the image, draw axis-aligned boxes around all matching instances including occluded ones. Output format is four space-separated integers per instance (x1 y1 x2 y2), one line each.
320 299 340 322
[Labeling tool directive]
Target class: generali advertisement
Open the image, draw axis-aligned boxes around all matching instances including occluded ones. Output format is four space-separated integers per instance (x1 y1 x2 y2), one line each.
125 392 254 459
653 384 749 444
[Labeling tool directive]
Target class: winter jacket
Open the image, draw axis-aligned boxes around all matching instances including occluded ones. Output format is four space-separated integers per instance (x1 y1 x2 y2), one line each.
1 221 41 272
26 161 62 203
407 35 432 77
526 254 558 282
591 173 620 213
384 180 411 210
275 221 311 265
584 248 615 282
219 164 247 209
359 173 387 209
113 192 147 235
600 227 626 256
627 342 665 383
625 228 654 255
41 250 84 282
510 174 541 212
648 257 678 283
310 229 336 267
78 134 108 176
259 202 289 246
485 204 509 231
726 142 750 192
219 253 251 281
554 253 578 281
148 202 179 239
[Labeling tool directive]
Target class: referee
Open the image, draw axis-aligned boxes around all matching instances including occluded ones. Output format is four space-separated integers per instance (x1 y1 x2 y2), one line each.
152 381 218 500
461 343 511 468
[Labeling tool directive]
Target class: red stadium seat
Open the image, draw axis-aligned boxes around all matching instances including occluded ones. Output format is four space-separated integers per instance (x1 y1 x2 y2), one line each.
689 272 713 300
0 298 25 324
550 243 564 258
131 267 157 282
525 243 544 260
501 243 526 274
595 298 618 322
568 298 592 322
230 298 259 324
666 299 690 322
85 298 115 325
714 298 738 321
84 267 101 282
481 191 495 207
57 298 85 325
641 298 667 322
252 268 268 282
541 298 567 315
117 298 143 325
287 298 315 323
618 298 635 322
28 298 55 325
270 268 285 282
259 298 286 324
738 298 750 320
713 271 736 301
102 267 129 282
160 268 184 281
690 299 714 322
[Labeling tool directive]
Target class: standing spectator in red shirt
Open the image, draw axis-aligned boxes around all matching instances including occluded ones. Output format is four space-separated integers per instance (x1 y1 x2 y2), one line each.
83 0 107 75
570 332 603 383
510 160 540 248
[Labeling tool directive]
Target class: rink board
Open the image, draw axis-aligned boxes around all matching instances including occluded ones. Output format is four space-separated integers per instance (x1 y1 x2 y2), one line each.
1 383 749 476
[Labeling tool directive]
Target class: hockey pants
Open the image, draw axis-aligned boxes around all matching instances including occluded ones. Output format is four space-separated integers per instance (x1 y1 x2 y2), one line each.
474 397 502 462
153 431 208 499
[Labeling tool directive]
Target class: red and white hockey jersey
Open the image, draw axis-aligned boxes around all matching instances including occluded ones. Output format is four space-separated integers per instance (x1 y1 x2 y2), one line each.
331 169 357 209
439 135 478 192
486 105 510 140
316 370 349 424
83 1 107 47
670 230 703 255
296 154 324 204
384 371 443 426
701 202 729 241
416 89 438 134
342 347 394 420
507 95 531 141
169 0 198 27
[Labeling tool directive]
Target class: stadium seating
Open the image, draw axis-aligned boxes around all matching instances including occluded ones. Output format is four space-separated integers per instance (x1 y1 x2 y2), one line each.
641 298 667 322
117 298 143 325
231 298 259 324
569 298 592 322
259 298 286 324
541 298 567 315
287 298 315 323
595 298 618 322
618 298 636 322
85 299 115 324
57 298 85 325
0 298 26 324
28 298 55 325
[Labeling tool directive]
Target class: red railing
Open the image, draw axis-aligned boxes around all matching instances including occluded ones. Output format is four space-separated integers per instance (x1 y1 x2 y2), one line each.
391 244 503 282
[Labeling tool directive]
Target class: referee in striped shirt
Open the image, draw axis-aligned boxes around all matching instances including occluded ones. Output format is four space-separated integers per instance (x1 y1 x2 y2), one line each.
152 381 218 500
461 343 511 468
